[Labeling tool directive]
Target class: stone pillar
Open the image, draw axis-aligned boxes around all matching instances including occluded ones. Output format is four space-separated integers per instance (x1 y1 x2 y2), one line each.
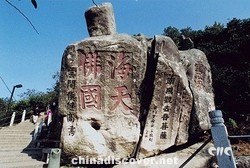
48 148 61 168
21 110 26 122
85 2 116 37
9 112 16 126
209 110 236 168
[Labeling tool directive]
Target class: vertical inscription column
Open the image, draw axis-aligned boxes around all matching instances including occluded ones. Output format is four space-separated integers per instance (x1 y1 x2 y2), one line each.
78 49 102 113
107 51 132 113
59 45 78 136
103 51 133 116
194 61 206 90
66 67 77 136
139 36 193 158
159 74 180 143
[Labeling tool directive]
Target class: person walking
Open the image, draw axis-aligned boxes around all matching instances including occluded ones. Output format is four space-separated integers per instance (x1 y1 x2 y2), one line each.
33 106 39 124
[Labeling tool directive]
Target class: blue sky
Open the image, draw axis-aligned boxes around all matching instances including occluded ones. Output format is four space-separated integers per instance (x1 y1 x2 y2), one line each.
0 0 249 99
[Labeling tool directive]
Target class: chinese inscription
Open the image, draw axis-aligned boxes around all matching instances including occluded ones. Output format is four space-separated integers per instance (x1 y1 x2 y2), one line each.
77 50 133 113
110 86 132 111
107 51 132 80
80 85 101 110
194 62 206 90
159 75 179 140
79 50 102 79
65 57 77 136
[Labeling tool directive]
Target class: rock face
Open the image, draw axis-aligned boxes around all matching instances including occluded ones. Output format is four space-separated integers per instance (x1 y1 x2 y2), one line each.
138 36 193 158
59 3 147 160
113 142 215 168
179 49 215 133
85 2 116 37
58 2 216 164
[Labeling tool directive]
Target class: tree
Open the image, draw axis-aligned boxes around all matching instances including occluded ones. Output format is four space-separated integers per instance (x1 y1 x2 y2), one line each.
0 98 8 117
163 26 180 45
12 71 60 113
162 18 250 123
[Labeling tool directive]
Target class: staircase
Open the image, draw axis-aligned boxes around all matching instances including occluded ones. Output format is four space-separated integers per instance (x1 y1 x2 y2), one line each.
0 120 45 168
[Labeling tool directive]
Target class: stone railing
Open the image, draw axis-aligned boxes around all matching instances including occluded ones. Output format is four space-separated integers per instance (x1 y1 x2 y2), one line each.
0 110 31 127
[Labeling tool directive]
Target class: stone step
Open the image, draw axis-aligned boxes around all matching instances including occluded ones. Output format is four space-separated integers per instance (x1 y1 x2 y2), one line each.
0 129 33 131
0 151 41 158
0 144 34 151
0 145 33 149
0 138 32 142
0 120 46 168
0 132 32 139
0 142 33 147
0 159 45 168
0 137 33 140
0 131 33 135
0 140 32 144
0 147 42 152
0 154 41 163
0 140 33 144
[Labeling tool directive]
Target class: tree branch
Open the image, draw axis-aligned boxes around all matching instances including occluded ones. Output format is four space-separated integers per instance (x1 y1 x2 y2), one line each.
5 0 39 34
92 0 98 7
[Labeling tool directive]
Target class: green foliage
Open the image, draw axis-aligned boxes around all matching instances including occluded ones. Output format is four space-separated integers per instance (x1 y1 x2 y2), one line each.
163 18 250 119
15 90 49 112
0 98 8 118
0 72 60 117
228 118 238 128
163 26 181 44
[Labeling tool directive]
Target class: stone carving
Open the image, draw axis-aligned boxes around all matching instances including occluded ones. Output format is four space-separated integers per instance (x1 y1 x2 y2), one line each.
85 2 116 37
138 36 193 158
58 2 215 164
179 49 215 133
59 3 147 160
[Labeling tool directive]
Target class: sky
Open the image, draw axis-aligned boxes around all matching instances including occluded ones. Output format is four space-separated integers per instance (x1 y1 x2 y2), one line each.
0 0 249 100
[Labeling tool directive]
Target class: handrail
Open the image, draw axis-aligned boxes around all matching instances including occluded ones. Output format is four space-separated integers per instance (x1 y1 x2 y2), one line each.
228 135 250 139
0 110 33 127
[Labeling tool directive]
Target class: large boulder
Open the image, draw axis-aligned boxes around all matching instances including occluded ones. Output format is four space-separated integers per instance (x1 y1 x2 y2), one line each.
180 49 215 133
138 36 193 158
57 3 216 165
59 3 147 160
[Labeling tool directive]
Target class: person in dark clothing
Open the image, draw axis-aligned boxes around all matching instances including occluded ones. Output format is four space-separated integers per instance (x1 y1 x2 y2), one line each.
33 106 39 124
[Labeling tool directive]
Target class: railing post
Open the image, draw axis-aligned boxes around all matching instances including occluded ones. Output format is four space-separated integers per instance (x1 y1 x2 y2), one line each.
209 110 237 168
21 110 26 123
9 112 16 126
48 148 61 168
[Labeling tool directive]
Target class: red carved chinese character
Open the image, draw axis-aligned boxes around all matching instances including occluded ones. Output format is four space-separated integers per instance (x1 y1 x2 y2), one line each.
110 86 132 111
80 85 101 110
108 52 132 80
79 51 101 79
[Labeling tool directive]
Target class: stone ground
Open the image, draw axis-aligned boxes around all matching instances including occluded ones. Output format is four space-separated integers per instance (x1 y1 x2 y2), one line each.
232 141 250 156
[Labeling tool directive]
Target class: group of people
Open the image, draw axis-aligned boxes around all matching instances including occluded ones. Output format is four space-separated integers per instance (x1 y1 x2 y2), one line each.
32 102 56 125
